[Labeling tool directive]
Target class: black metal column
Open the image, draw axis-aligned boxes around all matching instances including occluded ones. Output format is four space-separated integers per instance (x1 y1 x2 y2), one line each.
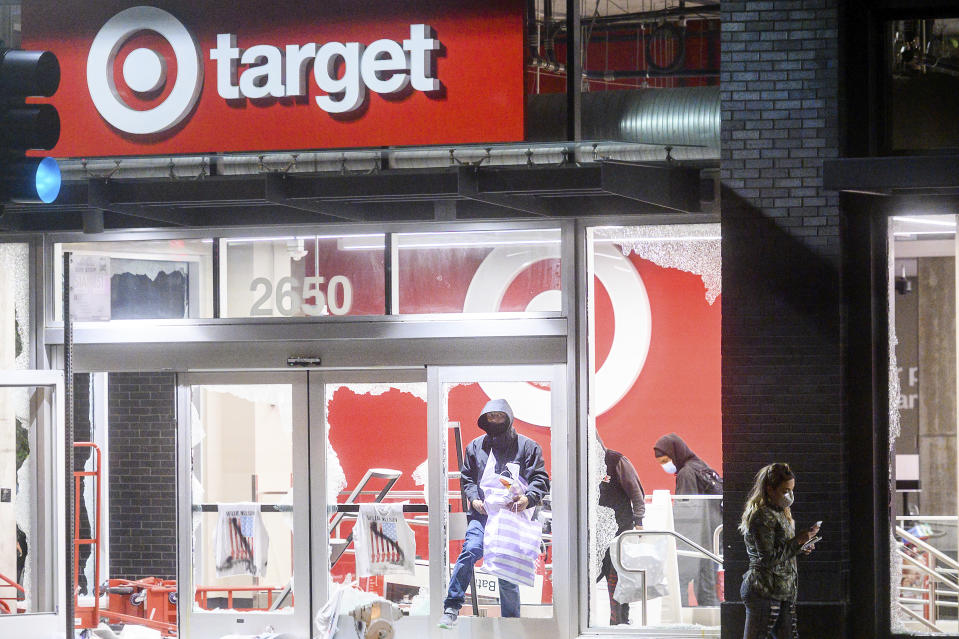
842 193 890 639
63 251 74 637
565 0 581 141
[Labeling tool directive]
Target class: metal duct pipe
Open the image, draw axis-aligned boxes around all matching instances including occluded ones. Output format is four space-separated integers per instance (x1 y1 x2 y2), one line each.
526 86 719 152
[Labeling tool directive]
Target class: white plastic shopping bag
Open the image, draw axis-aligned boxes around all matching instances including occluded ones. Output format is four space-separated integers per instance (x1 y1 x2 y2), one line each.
478 454 544 587
314 581 346 639
610 531 668 603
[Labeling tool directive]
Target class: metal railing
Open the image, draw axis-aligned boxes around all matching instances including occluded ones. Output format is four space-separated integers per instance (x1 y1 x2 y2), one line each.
0 570 25 614
73 442 103 630
895 522 959 633
613 529 725 626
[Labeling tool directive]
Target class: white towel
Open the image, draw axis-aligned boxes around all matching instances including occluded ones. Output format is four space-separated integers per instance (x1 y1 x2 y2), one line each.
214 502 270 578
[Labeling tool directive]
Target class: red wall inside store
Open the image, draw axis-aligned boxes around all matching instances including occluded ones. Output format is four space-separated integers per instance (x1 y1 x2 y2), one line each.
594 256 722 494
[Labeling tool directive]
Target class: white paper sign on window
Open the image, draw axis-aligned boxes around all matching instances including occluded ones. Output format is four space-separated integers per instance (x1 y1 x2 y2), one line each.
69 255 111 321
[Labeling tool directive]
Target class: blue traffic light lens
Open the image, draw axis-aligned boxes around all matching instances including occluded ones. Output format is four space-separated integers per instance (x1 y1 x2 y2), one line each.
35 156 60 203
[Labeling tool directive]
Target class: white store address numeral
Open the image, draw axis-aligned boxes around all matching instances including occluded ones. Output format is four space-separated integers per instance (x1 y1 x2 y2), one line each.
250 275 353 316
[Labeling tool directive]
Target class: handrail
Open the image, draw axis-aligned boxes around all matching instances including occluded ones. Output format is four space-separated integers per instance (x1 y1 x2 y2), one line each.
898 550 959 592
74 442 102 630
616 529 724 567
894 524 959 630
329 469 402 531
896 526 959 572
898 601 943 633
713 524 723 559
195 584 288 612
0 569 26 613
0 571 25 596
73 442 103 627
900 597 959 607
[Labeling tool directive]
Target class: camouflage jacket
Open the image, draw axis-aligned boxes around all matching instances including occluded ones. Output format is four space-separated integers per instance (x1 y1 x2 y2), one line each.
742 505 801 602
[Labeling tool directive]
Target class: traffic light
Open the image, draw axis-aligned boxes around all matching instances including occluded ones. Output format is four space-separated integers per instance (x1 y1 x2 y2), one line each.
0 48 61 203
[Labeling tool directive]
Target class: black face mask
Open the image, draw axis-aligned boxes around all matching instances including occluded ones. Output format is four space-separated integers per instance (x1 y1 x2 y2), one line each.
482 421 509 437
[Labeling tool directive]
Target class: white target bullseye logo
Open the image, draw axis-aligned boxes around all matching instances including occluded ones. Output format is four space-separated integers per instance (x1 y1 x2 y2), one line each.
464 243 651 426
87 6 203 135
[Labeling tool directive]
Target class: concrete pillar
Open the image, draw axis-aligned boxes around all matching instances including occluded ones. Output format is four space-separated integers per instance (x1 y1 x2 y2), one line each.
917 256 956 515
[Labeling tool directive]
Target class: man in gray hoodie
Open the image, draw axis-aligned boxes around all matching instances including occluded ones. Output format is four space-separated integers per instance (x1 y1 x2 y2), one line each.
438 398 550 628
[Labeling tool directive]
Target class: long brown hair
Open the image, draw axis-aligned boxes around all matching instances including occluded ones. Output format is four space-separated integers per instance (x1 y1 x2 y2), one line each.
738 462 795 536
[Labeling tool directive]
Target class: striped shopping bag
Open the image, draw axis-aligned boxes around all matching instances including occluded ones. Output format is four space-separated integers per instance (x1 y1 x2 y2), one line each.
483 508 544 587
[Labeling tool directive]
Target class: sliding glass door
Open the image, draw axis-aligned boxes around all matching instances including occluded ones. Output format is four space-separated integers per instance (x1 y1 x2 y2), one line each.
177 372 310 638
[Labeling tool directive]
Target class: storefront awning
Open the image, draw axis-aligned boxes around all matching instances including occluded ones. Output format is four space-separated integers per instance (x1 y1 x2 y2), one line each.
0 160 718 233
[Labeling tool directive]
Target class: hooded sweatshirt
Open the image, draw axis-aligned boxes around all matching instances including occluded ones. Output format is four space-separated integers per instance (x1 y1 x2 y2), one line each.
460 398 550 522
653 432 723 583
599 448 646 533
653 433 718 496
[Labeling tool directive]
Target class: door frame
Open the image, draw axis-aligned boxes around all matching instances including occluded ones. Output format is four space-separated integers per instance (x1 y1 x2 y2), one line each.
306 367 429 628
0 370 66 639
176 371 311 639
425 363 571 639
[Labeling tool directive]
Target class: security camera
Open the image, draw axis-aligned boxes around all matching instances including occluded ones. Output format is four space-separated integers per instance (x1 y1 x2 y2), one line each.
895 276 912 295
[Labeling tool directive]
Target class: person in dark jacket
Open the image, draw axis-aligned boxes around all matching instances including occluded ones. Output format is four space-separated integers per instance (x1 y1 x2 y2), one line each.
598 444 645 625
438 399 550 629
653 433 722 607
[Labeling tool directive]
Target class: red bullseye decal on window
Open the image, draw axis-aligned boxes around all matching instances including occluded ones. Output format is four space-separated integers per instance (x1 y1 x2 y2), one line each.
464 244 651 426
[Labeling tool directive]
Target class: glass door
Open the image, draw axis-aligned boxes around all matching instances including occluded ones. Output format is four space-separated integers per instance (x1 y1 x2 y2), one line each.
427 364 568 639
307 365 567 639
0 371 66 639
308 369 430 635
177 372 310 639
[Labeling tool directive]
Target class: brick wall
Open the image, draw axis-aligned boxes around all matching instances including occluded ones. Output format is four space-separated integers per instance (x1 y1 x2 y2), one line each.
720 1 846 637
108 372 177 580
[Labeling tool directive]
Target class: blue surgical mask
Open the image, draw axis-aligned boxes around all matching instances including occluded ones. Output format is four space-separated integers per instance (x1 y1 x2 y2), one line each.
661 460 677 475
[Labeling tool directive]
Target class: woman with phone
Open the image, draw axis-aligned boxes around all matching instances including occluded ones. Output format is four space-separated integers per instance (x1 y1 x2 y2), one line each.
738 462 820 639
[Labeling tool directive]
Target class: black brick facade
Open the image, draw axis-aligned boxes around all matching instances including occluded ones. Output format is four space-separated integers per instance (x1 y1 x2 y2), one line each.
720 1 846 637
107 372 177 581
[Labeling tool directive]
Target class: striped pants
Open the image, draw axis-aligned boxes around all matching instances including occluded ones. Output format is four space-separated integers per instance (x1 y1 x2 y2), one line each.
742 586 798 639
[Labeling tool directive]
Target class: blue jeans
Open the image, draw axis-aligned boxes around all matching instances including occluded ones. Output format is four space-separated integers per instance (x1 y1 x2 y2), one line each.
443 518 521 617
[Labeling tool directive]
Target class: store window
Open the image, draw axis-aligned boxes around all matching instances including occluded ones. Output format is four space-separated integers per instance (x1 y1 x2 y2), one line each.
394 228 562 315
54 227 563 322
584 224 722 632
886 17 959 152
0 246 37 615
889 214 959 634
0 384 58 616
221 235 385 318
324 381 429 613
0 244 30 368
54 240 214 320
189 383 297 615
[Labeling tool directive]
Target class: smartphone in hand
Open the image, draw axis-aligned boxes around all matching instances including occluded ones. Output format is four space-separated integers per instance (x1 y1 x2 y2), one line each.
802 535 822 551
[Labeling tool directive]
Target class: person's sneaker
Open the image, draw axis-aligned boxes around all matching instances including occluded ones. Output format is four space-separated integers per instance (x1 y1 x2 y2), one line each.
438 608 458 629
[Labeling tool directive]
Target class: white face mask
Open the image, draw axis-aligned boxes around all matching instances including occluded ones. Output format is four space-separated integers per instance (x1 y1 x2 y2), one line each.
782 490 794 507
661 460 677 475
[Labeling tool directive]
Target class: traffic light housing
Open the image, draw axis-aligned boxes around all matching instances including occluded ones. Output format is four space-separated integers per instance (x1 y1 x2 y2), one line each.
0 48 61 203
